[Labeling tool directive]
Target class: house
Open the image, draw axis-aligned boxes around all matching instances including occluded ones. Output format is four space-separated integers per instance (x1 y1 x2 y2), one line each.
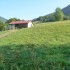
9 20 33 29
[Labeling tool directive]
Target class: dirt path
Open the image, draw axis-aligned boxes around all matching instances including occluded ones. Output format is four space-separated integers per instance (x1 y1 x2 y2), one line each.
0 29 17 38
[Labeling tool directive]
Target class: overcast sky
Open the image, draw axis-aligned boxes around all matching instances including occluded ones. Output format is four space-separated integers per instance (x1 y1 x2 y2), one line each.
0 0 70 20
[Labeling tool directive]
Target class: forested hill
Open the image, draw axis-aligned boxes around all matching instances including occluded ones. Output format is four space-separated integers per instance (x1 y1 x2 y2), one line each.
33 5 70 22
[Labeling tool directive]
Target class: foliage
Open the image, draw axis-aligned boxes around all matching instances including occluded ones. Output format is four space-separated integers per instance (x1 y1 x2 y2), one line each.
6 18 20 23
0 21 5 31
0 21 9 31
0 20 70 69
33 13 55 22
33 5 70 22
33 7 65 22
54 8 64 21
64 15 69 20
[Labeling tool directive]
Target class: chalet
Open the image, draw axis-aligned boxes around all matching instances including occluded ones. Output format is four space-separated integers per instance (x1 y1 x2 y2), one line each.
9 20 33 29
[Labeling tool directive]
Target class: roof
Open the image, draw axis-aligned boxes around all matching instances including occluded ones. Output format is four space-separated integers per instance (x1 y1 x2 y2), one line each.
9 20 31 24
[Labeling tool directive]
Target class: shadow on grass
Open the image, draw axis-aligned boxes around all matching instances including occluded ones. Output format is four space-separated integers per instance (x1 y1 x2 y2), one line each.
0 43 70 70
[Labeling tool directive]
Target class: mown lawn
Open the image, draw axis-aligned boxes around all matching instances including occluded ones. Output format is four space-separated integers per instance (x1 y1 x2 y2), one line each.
0 20 70 70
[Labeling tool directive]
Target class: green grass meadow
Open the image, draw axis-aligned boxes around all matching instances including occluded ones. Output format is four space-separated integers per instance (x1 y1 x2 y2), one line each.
0 20 70 70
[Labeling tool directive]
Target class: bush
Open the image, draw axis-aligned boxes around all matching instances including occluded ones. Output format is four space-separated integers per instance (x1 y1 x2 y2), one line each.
64 15 69 20
0 21 9 31
0 21 5 31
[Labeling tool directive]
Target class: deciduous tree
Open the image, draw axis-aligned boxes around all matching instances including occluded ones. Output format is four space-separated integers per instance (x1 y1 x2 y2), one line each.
54 8 64 21
6 18 20 23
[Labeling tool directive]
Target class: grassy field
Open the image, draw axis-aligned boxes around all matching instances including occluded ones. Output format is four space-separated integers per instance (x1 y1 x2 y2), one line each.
0 20 70 70
0 30 7 34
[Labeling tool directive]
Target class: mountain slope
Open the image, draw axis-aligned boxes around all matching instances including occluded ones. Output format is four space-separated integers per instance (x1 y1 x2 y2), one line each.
33 5 70 22
0 16 7 22
62 5 70 15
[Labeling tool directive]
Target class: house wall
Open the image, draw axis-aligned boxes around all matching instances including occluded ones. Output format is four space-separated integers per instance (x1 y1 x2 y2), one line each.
27 22 33 28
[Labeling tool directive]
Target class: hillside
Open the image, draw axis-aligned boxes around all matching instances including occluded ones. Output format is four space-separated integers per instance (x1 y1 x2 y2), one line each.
0 20 70 69
62 5 70 15
0 20 70 45
33 5 70 22
0 16 7 22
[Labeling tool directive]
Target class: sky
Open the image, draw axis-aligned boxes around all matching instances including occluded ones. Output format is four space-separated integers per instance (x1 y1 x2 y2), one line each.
0 0 70 20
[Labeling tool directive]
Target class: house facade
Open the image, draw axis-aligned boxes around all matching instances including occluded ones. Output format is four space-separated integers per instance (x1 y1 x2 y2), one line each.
9 20 33 29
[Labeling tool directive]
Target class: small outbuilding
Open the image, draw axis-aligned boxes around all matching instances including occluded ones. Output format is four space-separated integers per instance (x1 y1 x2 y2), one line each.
9 20 33 29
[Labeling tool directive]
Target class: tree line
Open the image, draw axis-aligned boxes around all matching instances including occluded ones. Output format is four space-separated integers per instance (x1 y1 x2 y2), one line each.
33 7 70 22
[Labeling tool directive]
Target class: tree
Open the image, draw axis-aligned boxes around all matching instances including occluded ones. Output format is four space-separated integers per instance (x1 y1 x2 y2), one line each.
6 18 20 23
33 13 55 22
0 21 4 31
54 8 64 21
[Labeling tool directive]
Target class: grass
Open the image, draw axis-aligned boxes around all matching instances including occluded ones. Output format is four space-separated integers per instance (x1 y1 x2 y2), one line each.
0 30 7 34
0 29 17 39
0 20 70 70
0 20 70 46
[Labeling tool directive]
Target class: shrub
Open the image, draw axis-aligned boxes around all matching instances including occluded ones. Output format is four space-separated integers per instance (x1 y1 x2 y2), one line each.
0 21 5 31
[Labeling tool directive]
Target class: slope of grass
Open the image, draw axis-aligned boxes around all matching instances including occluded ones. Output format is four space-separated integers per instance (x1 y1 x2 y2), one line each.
0 29 17 39
0 20 70 46
0 20 70 70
